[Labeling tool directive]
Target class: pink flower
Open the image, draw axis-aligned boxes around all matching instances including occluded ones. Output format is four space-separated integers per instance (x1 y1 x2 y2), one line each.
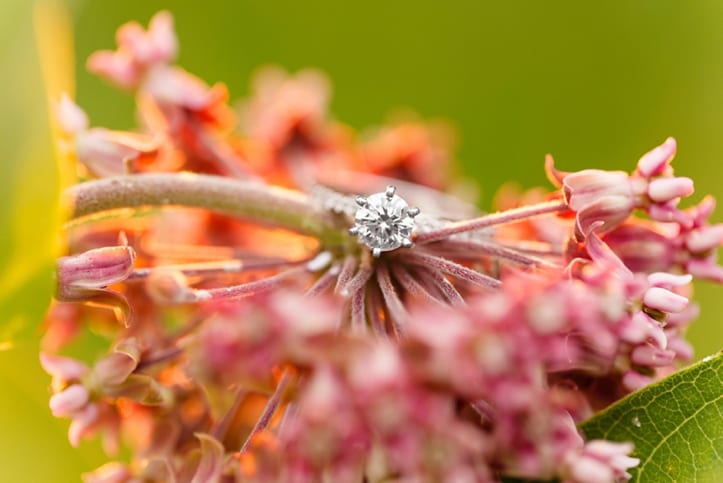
87 11 177 90
547 138 694 241
57 245 136 295
57 95 159 177
563 440 639 483
56 243 136 324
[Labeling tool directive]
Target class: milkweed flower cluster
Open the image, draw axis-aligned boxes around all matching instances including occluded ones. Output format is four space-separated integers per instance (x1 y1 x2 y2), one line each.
42 11 722 483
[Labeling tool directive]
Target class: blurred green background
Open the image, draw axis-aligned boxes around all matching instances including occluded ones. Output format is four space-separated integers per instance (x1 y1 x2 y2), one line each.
2 0 723 481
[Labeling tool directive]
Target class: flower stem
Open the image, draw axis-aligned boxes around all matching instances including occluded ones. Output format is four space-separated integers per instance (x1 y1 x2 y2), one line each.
414 198 567 243
65 173 347 242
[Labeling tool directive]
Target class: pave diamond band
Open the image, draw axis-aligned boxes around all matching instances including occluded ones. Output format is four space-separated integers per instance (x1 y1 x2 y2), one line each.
349 185 419 257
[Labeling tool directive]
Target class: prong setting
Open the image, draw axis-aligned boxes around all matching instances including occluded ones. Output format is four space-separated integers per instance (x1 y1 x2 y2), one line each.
349 185 418 256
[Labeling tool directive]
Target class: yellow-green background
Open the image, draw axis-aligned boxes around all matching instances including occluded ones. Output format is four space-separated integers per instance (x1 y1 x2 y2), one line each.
2 1 722 481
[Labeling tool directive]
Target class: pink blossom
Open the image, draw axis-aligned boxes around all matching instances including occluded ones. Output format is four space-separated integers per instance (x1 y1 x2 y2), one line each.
548 138 694 240
562 440 639 483
57 95 159 177
87 11 177 90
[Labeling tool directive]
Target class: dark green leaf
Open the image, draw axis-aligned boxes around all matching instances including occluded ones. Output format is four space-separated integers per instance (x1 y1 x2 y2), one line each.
580 352 723 482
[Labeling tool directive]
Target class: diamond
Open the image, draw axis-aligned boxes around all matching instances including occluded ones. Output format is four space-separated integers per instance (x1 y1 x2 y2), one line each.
349 185 419 257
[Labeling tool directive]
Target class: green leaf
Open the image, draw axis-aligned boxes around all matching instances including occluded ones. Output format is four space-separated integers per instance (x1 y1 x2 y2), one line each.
580 352 723 482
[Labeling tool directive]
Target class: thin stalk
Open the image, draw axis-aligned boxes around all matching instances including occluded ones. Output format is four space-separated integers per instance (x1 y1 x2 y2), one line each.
391 265 446 306
334 255 359 294
212 387 247 440
376 264 407 337
426 239 560 269
413 266 465 306
337 265 373 298
305 264 341 297
406 251 501 290
366 286 388 337
190 266 306 302
128 257 305 281
350 286 367 334
238 370 292 454
415 199 567 243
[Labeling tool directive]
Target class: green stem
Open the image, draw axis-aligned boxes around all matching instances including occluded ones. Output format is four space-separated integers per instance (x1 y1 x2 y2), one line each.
65 173 348 243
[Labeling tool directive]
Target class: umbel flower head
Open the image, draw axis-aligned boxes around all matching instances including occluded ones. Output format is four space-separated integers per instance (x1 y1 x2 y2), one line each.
41 10 723 483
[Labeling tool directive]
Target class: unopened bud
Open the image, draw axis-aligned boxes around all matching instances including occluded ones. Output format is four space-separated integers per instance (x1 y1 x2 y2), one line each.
57 246 136 297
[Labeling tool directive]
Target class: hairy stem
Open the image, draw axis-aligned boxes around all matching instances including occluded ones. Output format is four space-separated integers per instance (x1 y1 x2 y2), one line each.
65 173 347 243
414 198 567 243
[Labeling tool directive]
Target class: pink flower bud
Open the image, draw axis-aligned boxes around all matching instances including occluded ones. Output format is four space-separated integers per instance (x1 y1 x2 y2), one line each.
564 440 639 483
87 50 142 90
143 66 217 111
58 246 136 293
646 272 692 289
686 224 723 253
50 384 90 417
643 287 688 314
574 196 635 239
68 404 100 447
619 312 667 349
563 170 632 211
117 11 177 66
647 202 693 227
76 129 158 177
647 177 694 203
56 94 89 135
146 11 178 64
636 137 676 177
686 258 723 283
94 339 141 386
40 352 89 382
82 462 132 483
631 344 676 367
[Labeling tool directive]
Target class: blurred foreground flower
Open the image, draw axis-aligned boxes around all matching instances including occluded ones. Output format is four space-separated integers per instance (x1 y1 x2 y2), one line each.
41 11 723 483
